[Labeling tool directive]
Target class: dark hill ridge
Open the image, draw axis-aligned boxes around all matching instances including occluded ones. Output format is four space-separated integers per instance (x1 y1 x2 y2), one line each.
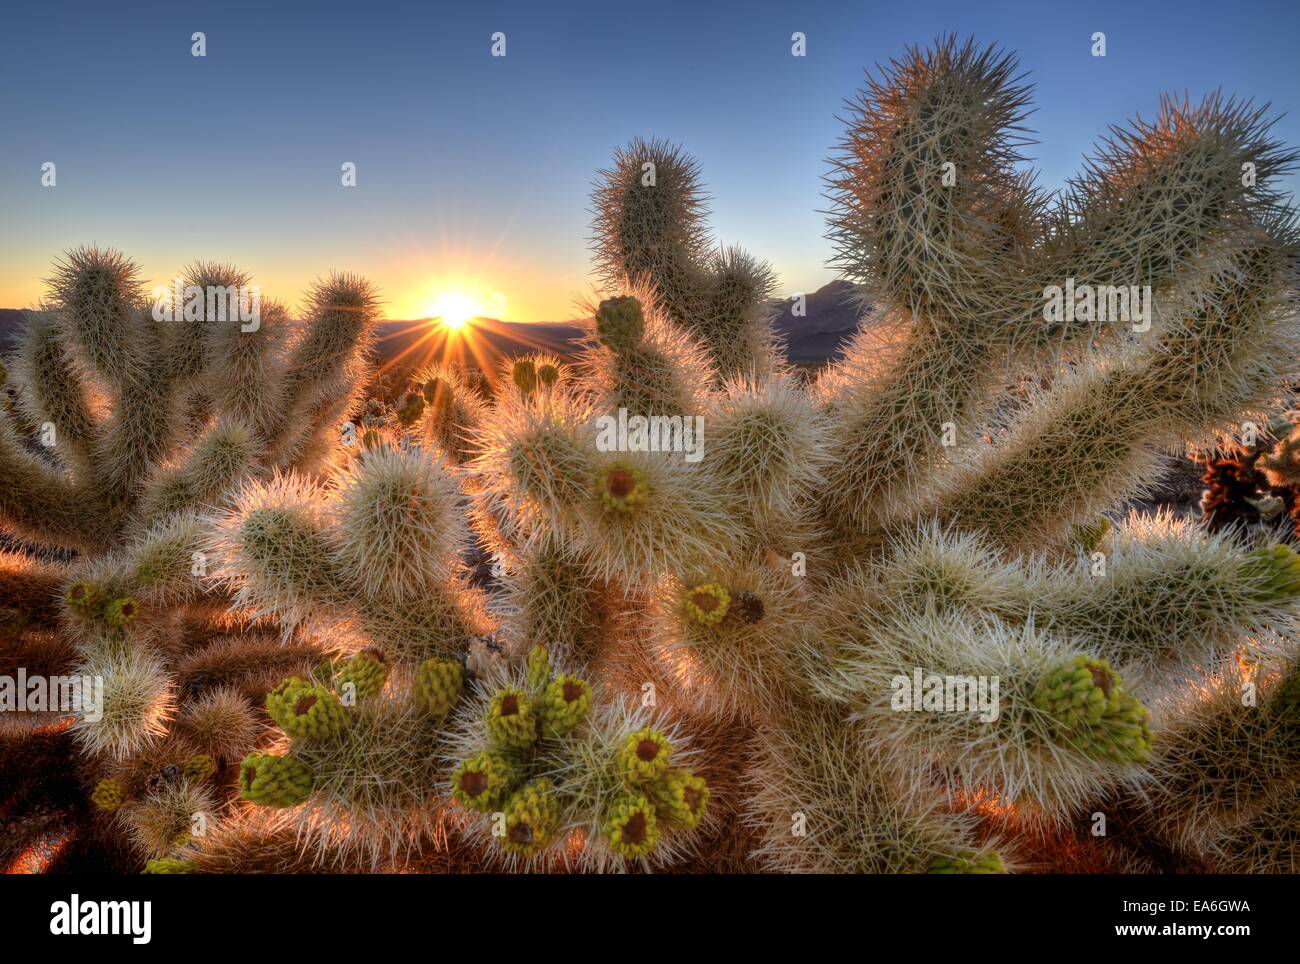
0 280 872 374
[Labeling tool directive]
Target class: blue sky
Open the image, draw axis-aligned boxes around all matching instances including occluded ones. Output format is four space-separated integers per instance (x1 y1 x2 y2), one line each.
1 0 1297 319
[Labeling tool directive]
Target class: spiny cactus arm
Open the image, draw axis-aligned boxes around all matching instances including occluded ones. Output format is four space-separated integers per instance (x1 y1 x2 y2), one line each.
1199 785 1300 873
884 522 1300 685
496 535 610 665
932 234 1300 547
263 273 379 469
1133 657 1300 858
746 699 1001 873
805 594 1152 821
7 310 102 482
1034 93 1297 351
591 138 713 335
0 411 93 548
136 417 263 524
203 297 289 442
116 510 212 606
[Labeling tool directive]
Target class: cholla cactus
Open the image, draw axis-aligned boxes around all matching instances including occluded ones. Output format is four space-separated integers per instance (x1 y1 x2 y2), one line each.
0 247 378 870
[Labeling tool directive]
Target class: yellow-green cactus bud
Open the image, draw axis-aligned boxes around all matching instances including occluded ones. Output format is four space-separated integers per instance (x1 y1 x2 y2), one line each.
451 751 520 813
537 364 559 388
1032 655 1153 763
501 778 560 855
415 657 463 717
103 596 141 628
616 727 672 785
335 651 388 702
143 858 196 874
1243 544 1300 602
927 850 1006 874
266 677 350 741
239 752 313 807
648 769 709 829
65 580 101 618
1072 517 1112 554
604 793 659 859
183 754 216 781
513 359 537 396
487 687 538 750
684 583 730 625
91 778 125 811
595 296 645 353
599 463 647 513
526 644 552 692
539 674 592 738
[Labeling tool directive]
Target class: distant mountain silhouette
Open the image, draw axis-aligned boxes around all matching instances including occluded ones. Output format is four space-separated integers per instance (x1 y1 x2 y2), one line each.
0 280 871 382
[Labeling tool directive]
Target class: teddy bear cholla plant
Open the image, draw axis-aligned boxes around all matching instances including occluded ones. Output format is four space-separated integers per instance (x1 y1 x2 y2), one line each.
506 35 1300 873
0 247 380 870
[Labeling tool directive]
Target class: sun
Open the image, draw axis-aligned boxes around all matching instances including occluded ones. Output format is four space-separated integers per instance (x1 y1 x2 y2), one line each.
427 292 480 330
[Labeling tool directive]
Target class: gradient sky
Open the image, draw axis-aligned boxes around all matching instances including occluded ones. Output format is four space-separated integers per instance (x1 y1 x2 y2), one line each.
2 0 1298 321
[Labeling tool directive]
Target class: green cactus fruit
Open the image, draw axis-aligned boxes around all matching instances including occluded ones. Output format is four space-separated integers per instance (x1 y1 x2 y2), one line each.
537 364 559 388
1243 544 1300 601
500 778 560 855
927 850 1006 874
604 793 659 859
239 752 313 807
487 687 538 751
595 296 645 352
648 769 709 829
103 596 141 628
599 463 647 513
452 751 520 813
183 754 216 781
616 727 672 785
539 674 593 738
415 657 464 717
335 651 388 703
143 858 196 874
513 359 537 396
91 778 125 811
1072 517 1112 554
526 644 552 692
684 583 730 625
266 677 350 741
1032 655 1153 763
65 581 101 618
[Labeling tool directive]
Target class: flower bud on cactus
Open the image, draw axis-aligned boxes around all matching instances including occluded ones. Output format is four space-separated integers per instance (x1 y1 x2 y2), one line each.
539 674 592 738
684 583 730 625
512 359 537 396
91 778 125 811
537 364 559 388
65 581 101 618
595 296 645 352
927 850 1006 874
616 727 672 784
415 657 463 717
604 793 659 858
239 752 314 807
649 769 709 829
452 751 520 812
143 858 196 874
266 677 350 741
526 644 552 692
1243 544 1300 601
1032 656 1153 763
183 754 216 781
487 687 538 750
103 596 141 628
599 463 647 513
501 778 560 855
336 651 388 702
